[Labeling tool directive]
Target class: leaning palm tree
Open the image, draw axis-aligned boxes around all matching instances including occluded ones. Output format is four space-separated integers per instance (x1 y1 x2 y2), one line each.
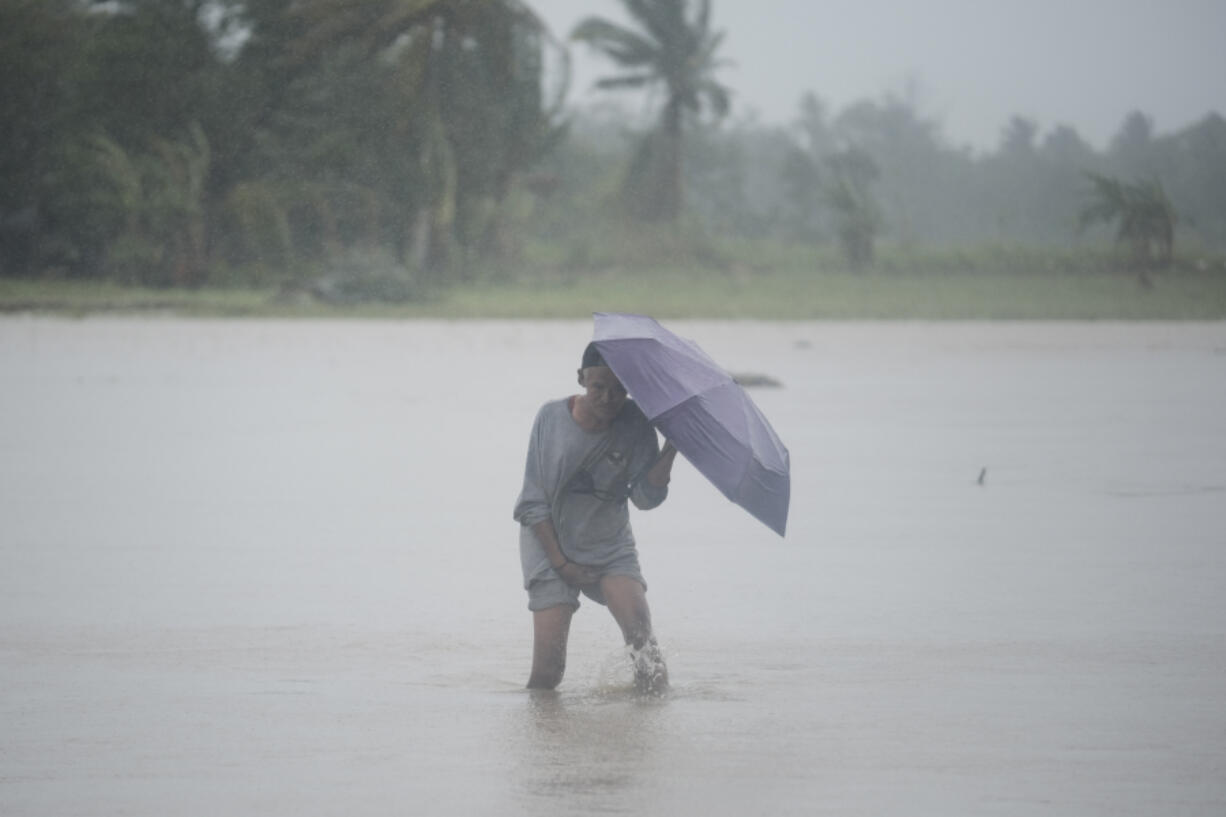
572 0 730 222
1079 171 1175 271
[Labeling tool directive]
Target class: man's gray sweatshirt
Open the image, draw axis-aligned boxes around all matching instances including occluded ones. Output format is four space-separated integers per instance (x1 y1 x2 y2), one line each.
514 398 667 585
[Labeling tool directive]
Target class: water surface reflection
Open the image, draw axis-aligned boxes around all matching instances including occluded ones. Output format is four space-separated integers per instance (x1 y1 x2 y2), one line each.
513 685 670 809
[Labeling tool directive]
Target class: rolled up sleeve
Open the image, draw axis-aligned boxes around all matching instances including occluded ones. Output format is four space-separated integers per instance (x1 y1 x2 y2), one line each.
513 409 553 526
628 427 668 510
630 476 668 510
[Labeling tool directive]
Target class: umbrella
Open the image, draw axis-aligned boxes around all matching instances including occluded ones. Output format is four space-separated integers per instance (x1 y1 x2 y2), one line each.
592 312 791 536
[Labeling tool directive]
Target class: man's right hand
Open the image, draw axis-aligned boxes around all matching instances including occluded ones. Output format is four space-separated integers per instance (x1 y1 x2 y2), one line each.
556 560 599 587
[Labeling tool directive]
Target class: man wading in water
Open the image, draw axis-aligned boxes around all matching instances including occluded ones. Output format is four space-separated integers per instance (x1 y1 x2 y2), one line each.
514 343 678 693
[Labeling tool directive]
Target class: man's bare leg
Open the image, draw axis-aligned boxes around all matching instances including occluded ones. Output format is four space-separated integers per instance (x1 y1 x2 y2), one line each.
528 604 575 690
601 574 668 694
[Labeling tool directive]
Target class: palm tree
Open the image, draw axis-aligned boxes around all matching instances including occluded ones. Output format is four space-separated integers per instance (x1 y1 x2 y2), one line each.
572 0 730 222
275 0 567 272
824 148 881 270
1079 172 1175 272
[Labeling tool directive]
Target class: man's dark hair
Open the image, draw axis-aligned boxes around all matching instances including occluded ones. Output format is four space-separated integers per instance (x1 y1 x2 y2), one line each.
581 342 606 369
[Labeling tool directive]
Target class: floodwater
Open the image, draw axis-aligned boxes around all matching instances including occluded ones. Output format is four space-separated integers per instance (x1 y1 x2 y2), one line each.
2 317 1224 816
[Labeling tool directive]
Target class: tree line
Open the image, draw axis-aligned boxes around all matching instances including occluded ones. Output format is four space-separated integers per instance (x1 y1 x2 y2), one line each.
1 0 566 288
2 0 1223 291
667 100 1226 268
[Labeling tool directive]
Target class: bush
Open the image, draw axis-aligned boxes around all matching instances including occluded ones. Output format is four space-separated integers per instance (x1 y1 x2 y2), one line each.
305 249 424 304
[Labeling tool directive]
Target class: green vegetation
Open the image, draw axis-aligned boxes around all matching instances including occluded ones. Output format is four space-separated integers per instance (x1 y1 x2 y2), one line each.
822 149 882 269
2 1 1224 321
1079 172 1176 269
0 0 564 284
6 244 1224 320
572 0 731 222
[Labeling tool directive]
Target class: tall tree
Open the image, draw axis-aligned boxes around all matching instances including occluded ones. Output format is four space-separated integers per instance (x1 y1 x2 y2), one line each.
776 93 836 243
999 115 1039 157
0 0 86 275
829 94 950 244
279 0 566 272
1079 172 1175 270
1110 110 1156 177
0 0 229 279
572 0 730 222
824 148 881 269
1162 113 1226 249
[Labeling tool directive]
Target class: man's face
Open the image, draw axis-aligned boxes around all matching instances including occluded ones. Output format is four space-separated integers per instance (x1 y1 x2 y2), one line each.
579 366 628 421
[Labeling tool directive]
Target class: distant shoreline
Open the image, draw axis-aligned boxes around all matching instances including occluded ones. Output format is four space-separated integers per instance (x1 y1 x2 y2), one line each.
4 264 1225 321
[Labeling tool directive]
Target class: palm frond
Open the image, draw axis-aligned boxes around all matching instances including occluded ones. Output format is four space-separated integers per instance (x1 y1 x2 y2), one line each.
594 73 657 91
623 0 683 50
571 17 659 67
696 28 726 69
575 0 730 223
88 133 143 217
696 77 730 118
1078 171 1125 231
694 0 712 39
1078 171 1176 265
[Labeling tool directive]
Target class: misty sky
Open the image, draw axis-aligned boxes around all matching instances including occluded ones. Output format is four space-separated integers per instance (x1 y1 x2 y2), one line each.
528 0 1226 153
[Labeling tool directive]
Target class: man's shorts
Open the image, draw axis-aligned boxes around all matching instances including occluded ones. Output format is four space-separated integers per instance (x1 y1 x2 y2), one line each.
527 547 647 612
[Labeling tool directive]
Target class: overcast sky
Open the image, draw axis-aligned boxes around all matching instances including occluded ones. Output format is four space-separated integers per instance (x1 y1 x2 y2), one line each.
527 0 1226 153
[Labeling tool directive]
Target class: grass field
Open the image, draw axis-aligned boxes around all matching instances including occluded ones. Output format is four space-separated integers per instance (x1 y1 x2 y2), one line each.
432 265 1226 320
3 249 1225 320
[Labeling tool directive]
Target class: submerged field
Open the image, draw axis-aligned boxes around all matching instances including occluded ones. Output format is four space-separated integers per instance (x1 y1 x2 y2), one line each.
3 318 1224 815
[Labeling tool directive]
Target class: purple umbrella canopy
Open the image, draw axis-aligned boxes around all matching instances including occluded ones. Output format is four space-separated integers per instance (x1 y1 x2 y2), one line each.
592 312 791 536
